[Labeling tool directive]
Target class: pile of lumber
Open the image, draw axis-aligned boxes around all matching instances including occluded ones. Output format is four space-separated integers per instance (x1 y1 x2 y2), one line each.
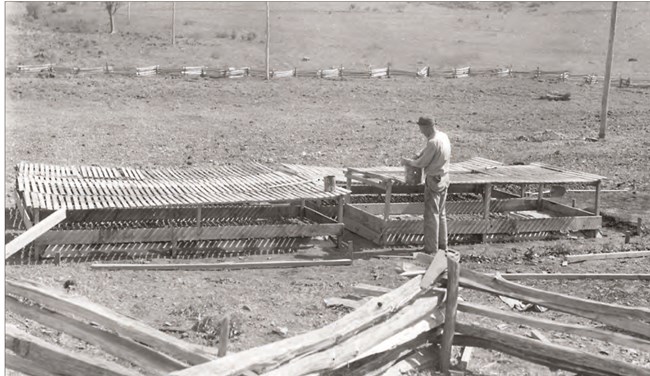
6 251 650 376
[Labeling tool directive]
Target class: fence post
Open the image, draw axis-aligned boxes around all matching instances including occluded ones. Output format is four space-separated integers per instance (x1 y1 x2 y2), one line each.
599 1 618 140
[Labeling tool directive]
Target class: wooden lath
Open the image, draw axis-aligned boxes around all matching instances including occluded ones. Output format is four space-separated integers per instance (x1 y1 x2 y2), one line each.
16 162 349 211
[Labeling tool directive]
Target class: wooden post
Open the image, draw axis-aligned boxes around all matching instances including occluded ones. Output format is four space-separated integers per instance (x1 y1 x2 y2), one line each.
638 217 643 236
324 176 336 192
440 250 460 375
572 198 577 208
196 205 202 228
171 2 176 46
338 196 344 223
594 180 601 216
537 184 544 210
599 2 618 139
218 315 230 357
482 183 492 243
625 231 631 244
265 2 270 80
54 250 61 266
383 180 393 221
520 184 526 198
170 225 177 258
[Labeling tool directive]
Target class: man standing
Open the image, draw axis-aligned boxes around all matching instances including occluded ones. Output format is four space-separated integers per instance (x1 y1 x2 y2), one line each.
401 117 451 254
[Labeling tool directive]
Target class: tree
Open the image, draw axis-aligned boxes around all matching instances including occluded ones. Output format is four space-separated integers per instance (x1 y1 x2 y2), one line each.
104 2 120 34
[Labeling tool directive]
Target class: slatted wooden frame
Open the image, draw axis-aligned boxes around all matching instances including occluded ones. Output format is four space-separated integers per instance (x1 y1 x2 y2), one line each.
343 159 605 246
13 162 348 261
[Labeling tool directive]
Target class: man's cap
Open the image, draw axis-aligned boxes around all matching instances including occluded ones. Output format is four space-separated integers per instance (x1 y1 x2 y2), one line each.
416 117 434 127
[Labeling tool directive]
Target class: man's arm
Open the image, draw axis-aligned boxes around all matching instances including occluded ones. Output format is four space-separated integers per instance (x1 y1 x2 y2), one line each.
407 140 437 168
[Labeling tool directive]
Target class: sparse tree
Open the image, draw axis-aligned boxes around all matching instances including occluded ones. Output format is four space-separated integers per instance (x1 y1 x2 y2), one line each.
104 2 120 34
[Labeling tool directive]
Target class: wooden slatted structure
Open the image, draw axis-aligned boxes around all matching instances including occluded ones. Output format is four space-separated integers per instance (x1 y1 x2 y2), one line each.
12 162 348 262
344 158 606 246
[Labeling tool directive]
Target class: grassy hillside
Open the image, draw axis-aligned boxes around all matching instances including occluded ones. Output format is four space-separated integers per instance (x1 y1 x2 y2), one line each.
5 1 650 75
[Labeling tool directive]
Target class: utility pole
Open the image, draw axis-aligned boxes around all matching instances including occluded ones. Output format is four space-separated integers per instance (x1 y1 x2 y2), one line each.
599 2 618 139
266 2 270 80
171 2 176 46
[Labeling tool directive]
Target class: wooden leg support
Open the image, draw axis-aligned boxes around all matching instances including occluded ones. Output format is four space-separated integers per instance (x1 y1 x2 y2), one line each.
440 250 460 375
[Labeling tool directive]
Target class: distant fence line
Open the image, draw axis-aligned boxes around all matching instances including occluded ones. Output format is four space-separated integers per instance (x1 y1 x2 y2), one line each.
8 62 649 88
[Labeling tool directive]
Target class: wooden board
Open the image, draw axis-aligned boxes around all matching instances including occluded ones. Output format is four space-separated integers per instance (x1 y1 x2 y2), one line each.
455 323 650 376
6 278 218 365
5 324 143 376
90 259 353 271
5 208 66 259
566 250 650 263
37 223 344 245
5 295 187 373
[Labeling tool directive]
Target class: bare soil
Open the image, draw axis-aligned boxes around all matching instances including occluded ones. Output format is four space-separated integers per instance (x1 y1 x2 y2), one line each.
4 2 650 375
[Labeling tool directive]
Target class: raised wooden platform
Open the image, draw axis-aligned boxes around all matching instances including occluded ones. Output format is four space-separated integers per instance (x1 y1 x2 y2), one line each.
341 158 606 246
12 162 349 262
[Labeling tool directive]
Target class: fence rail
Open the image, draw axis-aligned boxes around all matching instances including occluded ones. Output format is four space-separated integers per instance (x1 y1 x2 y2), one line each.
7 63 650 87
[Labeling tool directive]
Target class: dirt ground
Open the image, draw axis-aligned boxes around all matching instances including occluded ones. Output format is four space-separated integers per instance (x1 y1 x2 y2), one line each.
4 2 650 375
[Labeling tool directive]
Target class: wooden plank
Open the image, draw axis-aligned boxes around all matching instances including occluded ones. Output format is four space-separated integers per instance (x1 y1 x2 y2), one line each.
38 223 345 245
345 204 385 230
420 250 448 289
457 301 650 353
261 295 445 376
304 206 338 224
455 323 650 376
90 259 352 271
458 346 474 371
460 268 650 338
5 208 66 259
15 191 33 229
5 324 142 376
5 351 59 376
170 276 427 376
5 278 218 365
502 273 650 280
325 329 435 376
343 216 384 245
542 199 594 217
352 283 391 297
5 295 188 373
566 250 650 263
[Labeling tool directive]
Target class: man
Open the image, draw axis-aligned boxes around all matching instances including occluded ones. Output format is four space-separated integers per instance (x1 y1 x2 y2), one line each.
401 116 451 254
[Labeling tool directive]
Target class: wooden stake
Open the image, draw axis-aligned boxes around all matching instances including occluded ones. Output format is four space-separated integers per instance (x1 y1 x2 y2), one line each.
482 183 492 243
594 180 601 216
625 231 631 244
171 2 176 45
638 217 643 236
440 251 460 375
265 2 270 80
599 1 618 139
537 184 544 210
383 180 393 221
218 315 230 357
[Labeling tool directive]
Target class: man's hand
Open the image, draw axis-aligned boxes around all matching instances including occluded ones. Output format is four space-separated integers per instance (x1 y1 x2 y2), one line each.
400 157 412 167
